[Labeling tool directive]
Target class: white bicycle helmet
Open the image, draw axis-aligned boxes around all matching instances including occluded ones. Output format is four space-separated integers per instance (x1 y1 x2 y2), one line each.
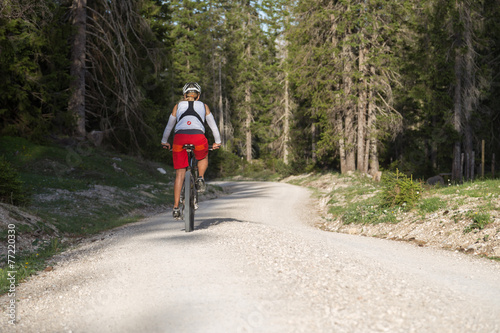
182 82 201 95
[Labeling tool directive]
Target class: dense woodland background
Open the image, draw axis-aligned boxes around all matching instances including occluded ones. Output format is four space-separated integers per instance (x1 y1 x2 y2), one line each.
1 0 499 181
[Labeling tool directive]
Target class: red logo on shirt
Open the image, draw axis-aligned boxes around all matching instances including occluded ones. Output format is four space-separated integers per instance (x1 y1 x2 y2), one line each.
187 121 191 125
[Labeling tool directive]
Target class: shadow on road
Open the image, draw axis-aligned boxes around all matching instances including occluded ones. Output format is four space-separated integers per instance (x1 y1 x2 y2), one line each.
196 218 248 231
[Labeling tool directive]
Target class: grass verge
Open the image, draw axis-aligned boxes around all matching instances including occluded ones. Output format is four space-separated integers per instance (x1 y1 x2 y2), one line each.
0 136 177 294
284 171 500 259
0 239 64 294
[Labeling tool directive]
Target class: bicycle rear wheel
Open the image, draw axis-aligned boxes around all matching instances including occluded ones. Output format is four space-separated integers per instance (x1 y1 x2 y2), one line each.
184 171 195 232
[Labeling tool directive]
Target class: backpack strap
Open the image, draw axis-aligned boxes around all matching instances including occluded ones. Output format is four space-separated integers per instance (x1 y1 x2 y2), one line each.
178 101 204 125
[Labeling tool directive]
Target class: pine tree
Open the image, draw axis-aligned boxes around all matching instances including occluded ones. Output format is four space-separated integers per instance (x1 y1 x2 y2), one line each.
84 0 168 150
449 0 488 181
68 0 87 138
289 0 408 174
0 0 71 140
263 0 294 165
224 0 267 161
169 0 210 92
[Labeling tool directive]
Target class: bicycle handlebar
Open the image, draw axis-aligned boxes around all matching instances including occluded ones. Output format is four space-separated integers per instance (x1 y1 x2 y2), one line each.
162 144 219 152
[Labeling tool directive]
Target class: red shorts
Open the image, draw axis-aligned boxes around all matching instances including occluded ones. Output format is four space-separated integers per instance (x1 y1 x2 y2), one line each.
172 134 208 169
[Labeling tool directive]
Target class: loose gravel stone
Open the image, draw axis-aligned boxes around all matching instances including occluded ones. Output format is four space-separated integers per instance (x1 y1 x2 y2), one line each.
1 182 499 332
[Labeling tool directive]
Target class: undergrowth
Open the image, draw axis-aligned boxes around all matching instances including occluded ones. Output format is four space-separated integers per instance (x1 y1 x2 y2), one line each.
0 156 29 206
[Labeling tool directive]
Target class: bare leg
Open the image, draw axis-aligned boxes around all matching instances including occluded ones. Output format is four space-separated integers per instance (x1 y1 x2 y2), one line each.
197 156 208 178
174 168 186 208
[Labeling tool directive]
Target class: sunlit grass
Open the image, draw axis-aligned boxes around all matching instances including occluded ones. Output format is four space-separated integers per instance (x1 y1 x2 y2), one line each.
463 211 492 233
293 171 500 229
417 197 446 215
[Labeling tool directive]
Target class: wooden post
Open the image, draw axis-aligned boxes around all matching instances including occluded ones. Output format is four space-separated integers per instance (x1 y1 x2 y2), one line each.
466 153 470 181
471 151 475 181
460 153 465 183
493 153 496 178
481 140 485 178
311 122 317 164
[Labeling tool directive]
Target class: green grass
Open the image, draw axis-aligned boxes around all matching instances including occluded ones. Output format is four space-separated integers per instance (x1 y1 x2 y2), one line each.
0 136 175 235
325 175 383 224
436 179 500 197
463 211 492 233
417 197 446 215
293 171 500 231
338 203 398 225
0 136 171 191
0 238 64 294
287 171 500 263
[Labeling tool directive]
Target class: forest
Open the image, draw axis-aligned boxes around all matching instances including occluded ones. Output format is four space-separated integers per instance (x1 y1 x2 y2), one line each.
1 0 499 181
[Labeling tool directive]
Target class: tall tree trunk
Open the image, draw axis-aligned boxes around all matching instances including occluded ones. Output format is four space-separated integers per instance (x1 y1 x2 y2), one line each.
283 69 290 165
245 44 252 163
452 47 463 181
462 3 474 174
243 11 252 162
336 114 346 173
451 1 466 182
369 136 379 175
225 97 233 143
357 45 368 173
367 93 379 175
431 116 438 170
342 38 356 172
68 0 87 138
345 110 356 171
311 122 317 164
218 62 224 147
245 85 252 162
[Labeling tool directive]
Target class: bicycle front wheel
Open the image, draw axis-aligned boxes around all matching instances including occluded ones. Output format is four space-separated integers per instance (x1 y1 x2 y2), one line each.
184 171 195 232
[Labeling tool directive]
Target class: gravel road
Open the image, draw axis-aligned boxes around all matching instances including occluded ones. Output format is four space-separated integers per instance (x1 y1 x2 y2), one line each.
2 181 500 333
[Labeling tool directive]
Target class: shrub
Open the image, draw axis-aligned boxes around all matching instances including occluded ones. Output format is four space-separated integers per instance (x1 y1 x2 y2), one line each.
380 169 422 210
0 156 29 205
208 147 243 178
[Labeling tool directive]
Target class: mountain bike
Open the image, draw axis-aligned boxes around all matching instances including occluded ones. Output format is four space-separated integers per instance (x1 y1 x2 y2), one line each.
179 144 215 232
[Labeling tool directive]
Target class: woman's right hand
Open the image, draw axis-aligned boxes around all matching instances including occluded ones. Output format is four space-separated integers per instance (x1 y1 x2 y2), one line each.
162 143 171 150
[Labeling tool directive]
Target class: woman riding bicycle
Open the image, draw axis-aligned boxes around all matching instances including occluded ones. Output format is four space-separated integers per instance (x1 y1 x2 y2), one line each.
161 82 222 219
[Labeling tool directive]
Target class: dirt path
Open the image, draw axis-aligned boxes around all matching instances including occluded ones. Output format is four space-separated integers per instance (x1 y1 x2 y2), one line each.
2 182 500 332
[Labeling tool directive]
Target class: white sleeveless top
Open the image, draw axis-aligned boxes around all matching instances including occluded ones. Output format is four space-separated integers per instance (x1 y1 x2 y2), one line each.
175 101 206 133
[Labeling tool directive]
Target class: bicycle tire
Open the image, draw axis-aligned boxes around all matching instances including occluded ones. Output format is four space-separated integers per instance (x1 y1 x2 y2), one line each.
193 167 199 210
184 172 192 232
188 171 195 230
